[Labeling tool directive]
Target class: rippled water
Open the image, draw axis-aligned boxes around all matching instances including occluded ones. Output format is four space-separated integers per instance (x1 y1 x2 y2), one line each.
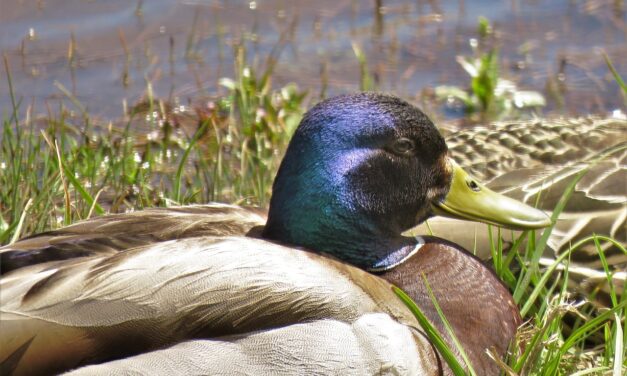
1 0 625 120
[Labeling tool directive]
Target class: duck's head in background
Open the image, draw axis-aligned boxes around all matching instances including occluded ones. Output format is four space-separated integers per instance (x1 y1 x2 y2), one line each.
263 93 550 270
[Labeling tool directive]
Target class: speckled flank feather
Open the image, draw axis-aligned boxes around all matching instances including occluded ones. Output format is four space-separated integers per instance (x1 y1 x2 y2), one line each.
63 316 428 376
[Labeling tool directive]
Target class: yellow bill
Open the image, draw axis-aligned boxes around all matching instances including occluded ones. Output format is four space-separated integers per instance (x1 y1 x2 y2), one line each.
432 159 551 230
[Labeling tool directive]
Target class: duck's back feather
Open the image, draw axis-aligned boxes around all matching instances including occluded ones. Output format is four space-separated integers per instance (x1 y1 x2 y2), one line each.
0 204 265 274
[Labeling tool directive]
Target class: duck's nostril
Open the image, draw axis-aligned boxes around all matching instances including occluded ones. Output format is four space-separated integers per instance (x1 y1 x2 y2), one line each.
467 179 480 192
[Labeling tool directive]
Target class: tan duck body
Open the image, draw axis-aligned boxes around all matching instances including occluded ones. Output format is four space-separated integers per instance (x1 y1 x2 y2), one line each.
418 117 627 303
0 93 550 375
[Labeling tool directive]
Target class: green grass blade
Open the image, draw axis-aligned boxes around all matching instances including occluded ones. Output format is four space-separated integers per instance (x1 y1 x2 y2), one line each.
603 52 627 96
422 275 477 376
612 313 624 376
352 42 375 91
51 139 105 217
174 120 210 203
519 246 576 317
514 305 561 373
513 167 587 304
392 286 469 376
594 235 619 308
9 199 33 244
561 302 626 357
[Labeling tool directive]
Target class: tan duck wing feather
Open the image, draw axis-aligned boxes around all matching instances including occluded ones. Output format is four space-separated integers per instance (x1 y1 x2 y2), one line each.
1 236 435 375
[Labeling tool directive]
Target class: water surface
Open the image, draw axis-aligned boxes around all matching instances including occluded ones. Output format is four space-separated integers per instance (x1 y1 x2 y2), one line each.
1 0 625 120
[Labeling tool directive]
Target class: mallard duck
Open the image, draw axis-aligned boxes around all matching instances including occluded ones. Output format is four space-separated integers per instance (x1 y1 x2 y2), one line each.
2 235 522 375
0 93 550 375
415 117 627 304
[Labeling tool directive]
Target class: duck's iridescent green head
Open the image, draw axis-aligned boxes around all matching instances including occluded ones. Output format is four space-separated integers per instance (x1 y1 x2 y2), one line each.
263 93 549 270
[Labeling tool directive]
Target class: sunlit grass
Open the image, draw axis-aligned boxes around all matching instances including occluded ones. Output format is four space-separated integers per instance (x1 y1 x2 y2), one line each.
0 46 305 242
603 52 627 107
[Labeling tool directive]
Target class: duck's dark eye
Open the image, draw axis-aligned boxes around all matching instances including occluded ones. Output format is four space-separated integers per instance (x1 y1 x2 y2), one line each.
390 138 416 156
